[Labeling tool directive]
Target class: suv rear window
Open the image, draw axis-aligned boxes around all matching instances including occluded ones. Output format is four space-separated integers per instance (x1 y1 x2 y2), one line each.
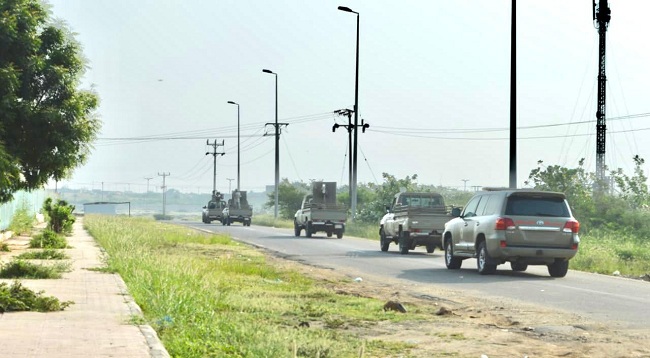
505 196 569 217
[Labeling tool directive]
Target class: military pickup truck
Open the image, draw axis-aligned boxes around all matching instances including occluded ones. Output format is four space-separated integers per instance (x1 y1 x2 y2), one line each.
379 192 453 254
294 181 347 238
202 191 227 224
223 189 253 226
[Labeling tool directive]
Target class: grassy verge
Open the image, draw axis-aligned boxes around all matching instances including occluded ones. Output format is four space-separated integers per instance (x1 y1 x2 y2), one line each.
252 214 293 229
84 215 434 357
571 229 650 277
29 229 69 249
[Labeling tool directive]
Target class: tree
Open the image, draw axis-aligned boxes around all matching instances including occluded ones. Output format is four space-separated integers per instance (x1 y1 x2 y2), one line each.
356 173 419 223
0 0 101 203
265 179 309 220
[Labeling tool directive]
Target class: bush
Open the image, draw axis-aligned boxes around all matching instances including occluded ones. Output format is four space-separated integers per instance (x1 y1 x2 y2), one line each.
0 281 73 312
153 214 173 221
0 260 71 279
42 198 75 234
0 242 9 252
29 229 68 249
8 205 34 236
16 249 69 260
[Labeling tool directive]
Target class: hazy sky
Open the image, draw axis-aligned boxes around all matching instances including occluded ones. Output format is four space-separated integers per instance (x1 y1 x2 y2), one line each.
46 1 650 194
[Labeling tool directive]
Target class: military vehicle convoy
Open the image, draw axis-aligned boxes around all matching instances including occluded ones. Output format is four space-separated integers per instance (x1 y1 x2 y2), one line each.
202 190 252 226
379 192 454 254
294 181 347 238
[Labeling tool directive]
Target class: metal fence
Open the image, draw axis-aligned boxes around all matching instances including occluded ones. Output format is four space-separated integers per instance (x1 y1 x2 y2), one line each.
0 189 47 231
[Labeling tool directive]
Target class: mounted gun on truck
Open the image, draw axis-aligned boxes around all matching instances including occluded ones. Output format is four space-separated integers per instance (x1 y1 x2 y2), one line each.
380 192 454 254
294 181 347 238
202 191 227 224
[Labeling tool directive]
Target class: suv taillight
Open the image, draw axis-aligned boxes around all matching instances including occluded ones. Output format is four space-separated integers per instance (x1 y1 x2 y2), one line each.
495 217 515 230
563 219 580 234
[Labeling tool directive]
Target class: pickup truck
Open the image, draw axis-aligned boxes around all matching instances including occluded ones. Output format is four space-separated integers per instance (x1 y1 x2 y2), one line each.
294 181 347 238
380 192 453 254
202 192 227 224
223 190 253 226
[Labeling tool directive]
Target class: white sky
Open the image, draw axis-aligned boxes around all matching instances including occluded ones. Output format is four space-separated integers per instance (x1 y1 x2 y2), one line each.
46 0 650 194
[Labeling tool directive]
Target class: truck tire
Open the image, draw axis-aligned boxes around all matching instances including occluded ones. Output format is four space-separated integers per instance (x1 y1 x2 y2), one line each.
477 241 497 275
547 259 569 278
425 243 435 254
294 220 301 237
221 218 226 226
326 230 333 238
305 222 313 238
398 229 410 255
336 230 343 239
510 262 528 272
444 239 462 269
380 228 390 252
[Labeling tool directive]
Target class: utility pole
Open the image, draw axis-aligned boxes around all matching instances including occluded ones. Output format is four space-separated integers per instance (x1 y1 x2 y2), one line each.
333 108 354 205
101 181 104 201
509 0 517 189
205 139 225 196
594 0 611 189
461 179 469 191
158 172 170 216
226 178 234 194
144 177 153 193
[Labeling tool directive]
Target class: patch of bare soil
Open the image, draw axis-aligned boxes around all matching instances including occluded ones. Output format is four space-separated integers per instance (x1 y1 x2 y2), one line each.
266 255 650 358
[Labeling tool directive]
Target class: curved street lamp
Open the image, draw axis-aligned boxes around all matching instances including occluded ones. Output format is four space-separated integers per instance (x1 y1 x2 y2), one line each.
262 69 279 219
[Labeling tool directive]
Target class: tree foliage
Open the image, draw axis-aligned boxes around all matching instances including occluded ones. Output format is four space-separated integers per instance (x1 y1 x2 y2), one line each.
265 179 309 220
355 173 419 223
0 0 101 203
525 157 650 234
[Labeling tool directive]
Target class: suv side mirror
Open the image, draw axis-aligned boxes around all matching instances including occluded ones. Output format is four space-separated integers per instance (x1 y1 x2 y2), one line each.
451 207 462 217
385 206 391 213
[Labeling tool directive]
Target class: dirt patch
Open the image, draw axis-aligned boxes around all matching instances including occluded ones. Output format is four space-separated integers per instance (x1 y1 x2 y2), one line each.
265 254 650 358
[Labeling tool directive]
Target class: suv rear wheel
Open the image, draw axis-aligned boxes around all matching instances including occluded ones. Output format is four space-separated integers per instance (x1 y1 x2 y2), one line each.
477 241 497 275
548 259 569 277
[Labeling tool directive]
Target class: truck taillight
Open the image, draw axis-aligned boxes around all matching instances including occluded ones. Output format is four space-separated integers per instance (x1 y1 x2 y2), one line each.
563 219 580 234
495 217 515 230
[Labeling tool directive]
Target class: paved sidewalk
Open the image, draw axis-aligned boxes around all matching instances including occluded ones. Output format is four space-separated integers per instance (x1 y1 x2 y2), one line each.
0 219 169 358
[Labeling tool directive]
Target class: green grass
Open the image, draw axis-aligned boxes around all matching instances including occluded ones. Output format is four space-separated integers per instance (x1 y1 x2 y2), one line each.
16 249 69 260
0 260 71 279
252 214 293 229
84 215 434 357
29 229 68 249
0 281 73 312
8 206 34 236
571 229 650 276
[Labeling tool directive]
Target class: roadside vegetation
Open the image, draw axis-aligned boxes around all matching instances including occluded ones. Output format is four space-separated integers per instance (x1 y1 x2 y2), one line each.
84 215 439 357
7 205 34 236
16 249 69 260
0 281 73 312
29 229 68 249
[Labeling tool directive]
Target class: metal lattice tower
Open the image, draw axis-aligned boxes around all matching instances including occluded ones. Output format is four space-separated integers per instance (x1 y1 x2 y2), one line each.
594 0 611 184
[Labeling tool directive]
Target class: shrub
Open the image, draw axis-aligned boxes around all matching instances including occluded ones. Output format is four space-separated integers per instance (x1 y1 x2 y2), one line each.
16 249 69 260
0 260 71 279
8 205 34 236
42 198 75 234
29 229 68 249
0 281 73 312
153 214 173 221
0 242 9 252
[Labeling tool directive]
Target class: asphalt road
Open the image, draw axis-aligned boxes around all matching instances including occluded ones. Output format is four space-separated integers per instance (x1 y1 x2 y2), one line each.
178 221 650 329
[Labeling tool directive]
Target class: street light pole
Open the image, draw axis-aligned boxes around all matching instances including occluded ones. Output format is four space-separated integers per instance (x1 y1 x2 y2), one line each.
338 5 360 219
263 69 280 219
227 101 240 191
